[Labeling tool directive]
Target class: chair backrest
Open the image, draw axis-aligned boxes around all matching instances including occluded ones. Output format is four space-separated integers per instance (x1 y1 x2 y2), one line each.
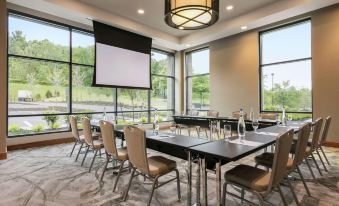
99 121 119 158
207 110 219 117
259 113 278 120
320 116 332 145
124 126 149 175
232 111 247 119
82 117 94 147
310 118 323 151
190 110 199 116
293 123 312 167
269 129 294 190
69 115 79 140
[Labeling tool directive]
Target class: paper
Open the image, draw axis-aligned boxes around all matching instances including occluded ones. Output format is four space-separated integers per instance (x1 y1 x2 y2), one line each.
229 139 263 147
254 132 280 136
149 135 175 140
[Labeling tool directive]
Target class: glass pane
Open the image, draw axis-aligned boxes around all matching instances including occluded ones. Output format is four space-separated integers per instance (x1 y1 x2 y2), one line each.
72 31 94 65
117 89 148 112
261 60 312 112
72 65 115 113
151 111 174 122
261 21 311 64
117 112 148 125
187 49 209 76
187 75 210 111
8 15 69 61
151 76 174 110
8 115 69 137
8 57 69 115
151 50 174 76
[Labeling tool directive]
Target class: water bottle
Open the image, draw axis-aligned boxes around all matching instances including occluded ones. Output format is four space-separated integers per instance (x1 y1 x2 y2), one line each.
238 109 246 139
103 107 107 121
249 107 254 120
153 109 160 134
281 108 287 126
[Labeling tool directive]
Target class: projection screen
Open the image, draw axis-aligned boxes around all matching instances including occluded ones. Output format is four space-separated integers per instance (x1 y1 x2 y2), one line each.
93 21 152 89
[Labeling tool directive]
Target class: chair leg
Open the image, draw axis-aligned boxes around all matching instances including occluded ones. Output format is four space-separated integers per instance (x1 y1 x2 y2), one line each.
319 146 330 165
188 128 191 137
75 142 84 162
316 149 328 172
296 166 311 196
253 191 265 206
175 169 181 200
277 185 288 206
81 145 90 166
123 168 136 201
70 141 78 157
147 177 159 206
222 182 227 206
89 149 98 172
241 188 245 203
286 177 300 206
205 129 208 139
305 157 316 180
100 154 110 182
113 160 125 192
311 153 323 176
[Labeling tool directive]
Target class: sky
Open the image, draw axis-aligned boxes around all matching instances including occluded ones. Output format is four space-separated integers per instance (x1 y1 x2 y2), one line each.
9 15 311 89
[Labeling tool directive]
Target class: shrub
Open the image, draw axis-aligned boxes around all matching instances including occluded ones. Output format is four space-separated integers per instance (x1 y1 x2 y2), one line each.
32 125 44 132
34 94 42 101
52 123 60 129
43 113 59 129
8 125 21 133
45 90 53 98
139 116 147 123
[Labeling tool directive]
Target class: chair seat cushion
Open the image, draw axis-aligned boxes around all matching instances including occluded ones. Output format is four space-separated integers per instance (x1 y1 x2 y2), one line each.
225 164 271 192
148 156 177 177
92 140 104 149
79 135 86 142
116 147 129 161
255 152 294 170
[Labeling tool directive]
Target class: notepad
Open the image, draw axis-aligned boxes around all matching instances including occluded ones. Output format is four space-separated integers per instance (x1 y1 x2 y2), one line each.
254 132 280 136
149 135 175 140
229 139 263 147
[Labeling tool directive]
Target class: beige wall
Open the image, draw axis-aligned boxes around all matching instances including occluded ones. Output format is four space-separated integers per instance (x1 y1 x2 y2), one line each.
209 4 339 141
0 0 8 158
210 31 260 117
312 6 339 142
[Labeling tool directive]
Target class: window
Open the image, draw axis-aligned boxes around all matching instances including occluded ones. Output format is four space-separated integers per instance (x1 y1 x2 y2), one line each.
260 20 312 119
7 12 175 137
186 48 210 114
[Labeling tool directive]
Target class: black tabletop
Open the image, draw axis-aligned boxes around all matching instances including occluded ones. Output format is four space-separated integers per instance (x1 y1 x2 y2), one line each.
189 126 293 162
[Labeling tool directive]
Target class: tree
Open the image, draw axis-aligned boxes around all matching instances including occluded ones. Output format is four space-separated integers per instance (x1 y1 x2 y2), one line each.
192 76 209 109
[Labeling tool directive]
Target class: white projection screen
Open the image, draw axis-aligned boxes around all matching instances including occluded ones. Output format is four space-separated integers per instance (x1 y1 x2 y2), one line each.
93 21 152 89
95 43 150 88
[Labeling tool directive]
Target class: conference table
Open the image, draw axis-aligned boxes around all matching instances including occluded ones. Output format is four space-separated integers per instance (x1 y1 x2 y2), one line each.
91 120 307 206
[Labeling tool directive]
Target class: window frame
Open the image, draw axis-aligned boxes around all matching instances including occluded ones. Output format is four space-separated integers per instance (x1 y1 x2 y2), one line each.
185 47 210 113
259 18 313 115
7 10 175 137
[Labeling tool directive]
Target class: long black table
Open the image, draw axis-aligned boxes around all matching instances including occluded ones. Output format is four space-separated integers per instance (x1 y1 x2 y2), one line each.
91 120 308 206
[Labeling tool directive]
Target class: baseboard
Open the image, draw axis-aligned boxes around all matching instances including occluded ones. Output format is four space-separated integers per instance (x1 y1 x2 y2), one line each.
7 137 74 151
0 152 7 160
324 141 339 148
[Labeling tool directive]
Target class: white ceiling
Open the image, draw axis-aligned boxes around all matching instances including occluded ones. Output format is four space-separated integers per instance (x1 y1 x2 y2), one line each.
7 0 339 51
76 0 278 37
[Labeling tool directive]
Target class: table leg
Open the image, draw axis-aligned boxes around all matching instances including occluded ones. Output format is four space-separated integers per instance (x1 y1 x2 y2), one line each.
216 160 222 206
196 158 201 204
187 151 192 206
202 157 208 206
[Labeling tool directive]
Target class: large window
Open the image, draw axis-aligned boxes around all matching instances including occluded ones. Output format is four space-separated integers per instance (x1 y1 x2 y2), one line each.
186 48 210 115
260 20 312 119
7 12 175 137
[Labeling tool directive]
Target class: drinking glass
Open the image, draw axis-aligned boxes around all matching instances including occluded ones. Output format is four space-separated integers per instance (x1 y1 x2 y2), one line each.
288 115 293 121
223 125 232 141
252 119 259 132
169 123 176 134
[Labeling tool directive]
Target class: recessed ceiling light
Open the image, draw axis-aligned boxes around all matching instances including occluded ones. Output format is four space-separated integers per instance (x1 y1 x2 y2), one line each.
241 26 247 30
226 5 234 11
178 26 184 30
137 9 145 14
185 44 191 47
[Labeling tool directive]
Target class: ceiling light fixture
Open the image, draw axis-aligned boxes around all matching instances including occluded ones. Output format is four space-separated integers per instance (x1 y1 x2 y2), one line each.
165 0 219 30
226 5 233 11
241 26 247 30
137 9 145 14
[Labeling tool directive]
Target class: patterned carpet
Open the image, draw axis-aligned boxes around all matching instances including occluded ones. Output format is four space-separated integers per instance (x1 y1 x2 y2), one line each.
0 140 338 206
